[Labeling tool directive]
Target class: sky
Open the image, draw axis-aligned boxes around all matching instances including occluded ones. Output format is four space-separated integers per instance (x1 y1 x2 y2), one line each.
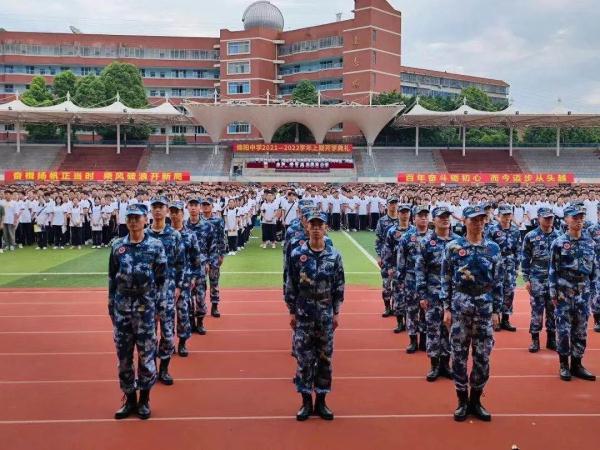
1 0 598 112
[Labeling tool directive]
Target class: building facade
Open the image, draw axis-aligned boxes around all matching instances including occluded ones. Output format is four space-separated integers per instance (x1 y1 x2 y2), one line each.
0 0 509 143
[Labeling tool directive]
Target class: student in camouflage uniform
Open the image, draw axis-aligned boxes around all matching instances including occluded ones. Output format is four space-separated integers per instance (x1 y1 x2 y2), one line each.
485 205 521 332
415 206 460 381
169 201 202 357
521 207 561 352
374 197 400 317
186 198 217 335
201 198 226 318
586 204 600 333
285 211 345 421
147 196 185 385
108 204 167 420
396 205 430 353
549 204 597 382
441 205 503 422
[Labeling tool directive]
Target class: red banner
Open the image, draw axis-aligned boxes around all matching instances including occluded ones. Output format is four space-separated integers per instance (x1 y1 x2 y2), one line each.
397 173 575 185
233 143 353 153
4 171 191 183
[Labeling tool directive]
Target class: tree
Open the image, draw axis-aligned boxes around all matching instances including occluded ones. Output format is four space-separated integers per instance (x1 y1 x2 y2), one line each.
20 76 58 141
72 75 107 142
98 62 151 140
273 80 318 143
52 70 77 99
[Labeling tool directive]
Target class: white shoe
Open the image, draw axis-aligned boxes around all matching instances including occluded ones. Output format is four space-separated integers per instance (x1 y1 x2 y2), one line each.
78 246 82 250
42 247 47 250
53 246 58 250
271 243 276 249
10 246 15 251
91 246 96 249
60 246 65 250
35 247 41 250
0 249 3 254
260 244 266 249
18 244 23 249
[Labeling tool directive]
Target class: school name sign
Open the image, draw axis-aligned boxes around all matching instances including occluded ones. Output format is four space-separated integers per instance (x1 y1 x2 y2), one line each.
397 172 575 185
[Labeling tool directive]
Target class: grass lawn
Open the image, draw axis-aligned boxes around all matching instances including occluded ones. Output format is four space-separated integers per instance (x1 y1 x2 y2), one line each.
0 229 381 289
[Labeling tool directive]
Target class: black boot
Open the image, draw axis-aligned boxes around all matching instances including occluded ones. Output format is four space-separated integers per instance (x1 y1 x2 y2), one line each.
178 338 188 357
528 333 540 353
454 390 469 422
158 358 174 385
137 389 151 420
418 332 427 352
546 331 557 351
571 356 596 381
114 391 137 420
426 357 440 382
315 393 334 420
500 314 517 332
469 388 492 422
439 355 453 380
559 354 571 381
211 303 221 318
382 300 392 318
196 316 206 335
393 315 405 333
190 316 197 333
296 393 313 421
406 335 418 354
594 313 600 333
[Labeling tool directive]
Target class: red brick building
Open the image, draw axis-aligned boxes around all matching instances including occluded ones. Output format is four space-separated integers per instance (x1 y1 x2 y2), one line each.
0 0 509 143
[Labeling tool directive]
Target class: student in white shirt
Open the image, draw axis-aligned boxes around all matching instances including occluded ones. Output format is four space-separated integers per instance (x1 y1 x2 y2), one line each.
260 191 278 248
223 199 239 255
51 196 67 249
90 197 103 248
33 196 51 249
101 196 114 247
68 198 84 249
2 191 18 250
357 193 370 231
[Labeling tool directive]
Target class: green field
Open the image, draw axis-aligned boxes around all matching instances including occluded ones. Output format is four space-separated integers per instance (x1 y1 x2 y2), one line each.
0 229 380 289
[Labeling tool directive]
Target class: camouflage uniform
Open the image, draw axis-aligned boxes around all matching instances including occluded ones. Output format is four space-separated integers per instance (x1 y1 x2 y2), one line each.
285 239 345 394
416 229 461 359
485 207 521 319
176 224 203 340
186 217 217 318
521 219 561 335
146 224 185 360
383 221 414 316
108 231 167 394
587 220 600 329
397 223 430 337
375 212 400 311
441 208 503 393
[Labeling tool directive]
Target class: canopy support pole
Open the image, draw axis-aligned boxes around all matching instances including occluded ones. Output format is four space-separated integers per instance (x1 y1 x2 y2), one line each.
556 127 560 157
415 125 420 156
116 124 121 155
165 125 170 155
16 122 21 153
367 143 373 157
214 144 219 155
509 127 513 157
67 122 72 154
462 126 466 157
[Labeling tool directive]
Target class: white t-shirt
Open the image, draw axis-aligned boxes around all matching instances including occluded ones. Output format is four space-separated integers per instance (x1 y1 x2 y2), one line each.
69 205 83 227
101 205 114 226
34 202 50 226
117 201 130 225
91 204 103 230
51 204 66 226
3 200 17 225
513 206 526 230
358 198 370 215
18 200 33 223
584 200 599 224
329 197 344 214
279 198 298 225
224 208 238 231
261 201 278 224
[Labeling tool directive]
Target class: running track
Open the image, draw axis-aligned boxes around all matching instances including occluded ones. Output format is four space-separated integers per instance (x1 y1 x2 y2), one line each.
0 288 598 450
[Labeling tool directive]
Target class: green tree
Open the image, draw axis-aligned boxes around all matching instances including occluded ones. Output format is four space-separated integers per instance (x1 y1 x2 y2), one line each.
52 70 77 100
98 62 151 140
72 75 108 142
273 80 318 143
291 79 318 105
20 76 58 141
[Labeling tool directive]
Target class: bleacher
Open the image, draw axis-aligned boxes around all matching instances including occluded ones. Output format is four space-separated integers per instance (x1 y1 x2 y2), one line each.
146 146 230 177
365 148 443 177
58 145 146 171
0 144 63 171
440 149 523 173
515 148 600 179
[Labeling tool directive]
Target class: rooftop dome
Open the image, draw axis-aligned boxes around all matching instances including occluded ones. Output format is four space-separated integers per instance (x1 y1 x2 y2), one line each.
242 1 284 32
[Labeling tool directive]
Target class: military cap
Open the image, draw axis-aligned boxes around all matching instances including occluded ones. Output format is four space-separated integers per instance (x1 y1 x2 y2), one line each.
564 204 586 217
168 201 185 210
432 206 451 218
125 204 146 216
307 211 328 223
463 205 487 218
150 196 169 206
537 207 555 218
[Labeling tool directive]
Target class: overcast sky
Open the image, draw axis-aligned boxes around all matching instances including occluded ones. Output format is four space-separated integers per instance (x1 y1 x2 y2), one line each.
2 0 598 111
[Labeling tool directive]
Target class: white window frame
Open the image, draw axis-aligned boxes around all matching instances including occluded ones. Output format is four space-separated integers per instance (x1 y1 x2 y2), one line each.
227 122 251 134
227 40 251 56
227 80 251 95
227 60 251 75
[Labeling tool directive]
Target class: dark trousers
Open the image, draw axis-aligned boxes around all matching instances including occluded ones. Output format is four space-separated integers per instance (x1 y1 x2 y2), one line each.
262 223 276 242
347 214 357 230
16 223 34 246
52 225 65 247
118 224 128 238
331 213 341 231
71 226 83 246
102 225 111 245
92 230 103 247
370 213 380 230
37 227 48 248
359 215 368 231
227 235 238 252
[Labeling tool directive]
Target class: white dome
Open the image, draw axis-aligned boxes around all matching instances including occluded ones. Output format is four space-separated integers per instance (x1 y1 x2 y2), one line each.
242 1 284 32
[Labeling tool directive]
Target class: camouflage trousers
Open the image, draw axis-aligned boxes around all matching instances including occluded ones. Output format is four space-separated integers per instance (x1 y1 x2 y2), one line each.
555 293 590 358
392 282 406 317
450 303 495 392
191 277 208 318
591 294 600 315
203 265 221 304
425 303 450 358
112 304 157 394
405 290 425 335
156 290 176 360
529 291 556 334
293 316 335 394
501 261 517 315
177 286 192 340
381 269 393 305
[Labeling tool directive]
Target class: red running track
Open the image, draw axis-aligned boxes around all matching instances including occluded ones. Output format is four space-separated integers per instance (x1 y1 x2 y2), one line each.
0 288 598 450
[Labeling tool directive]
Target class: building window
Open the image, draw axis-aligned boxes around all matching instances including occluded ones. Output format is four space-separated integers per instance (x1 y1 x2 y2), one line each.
26 66 35 74
39 67 46 75
171 88 186 97
149 71 156 78
227 81 250 95
5 65 14 73
227 61 250 75
4 84 14 93
192 88 211 97
329 123 343 132
139 68 146 77
172 126 187 134
227 41 250 55
80 67 92 76
173 69 186 78
49 67 56 75
372 51 377 65
195 126 207 134
4 124 15 131
149 90 158 97
372 29 377 42
160 90 166 97
227 122 251 134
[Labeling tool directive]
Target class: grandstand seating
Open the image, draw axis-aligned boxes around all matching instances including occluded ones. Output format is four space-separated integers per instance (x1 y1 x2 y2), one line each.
0 144 64 171
514 148 600 178
146 146 230 177
58 145 146 171
440 149 523 173
365 148 443 177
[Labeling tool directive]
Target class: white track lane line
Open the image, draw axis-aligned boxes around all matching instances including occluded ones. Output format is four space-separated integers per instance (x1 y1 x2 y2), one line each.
341 230 380 270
